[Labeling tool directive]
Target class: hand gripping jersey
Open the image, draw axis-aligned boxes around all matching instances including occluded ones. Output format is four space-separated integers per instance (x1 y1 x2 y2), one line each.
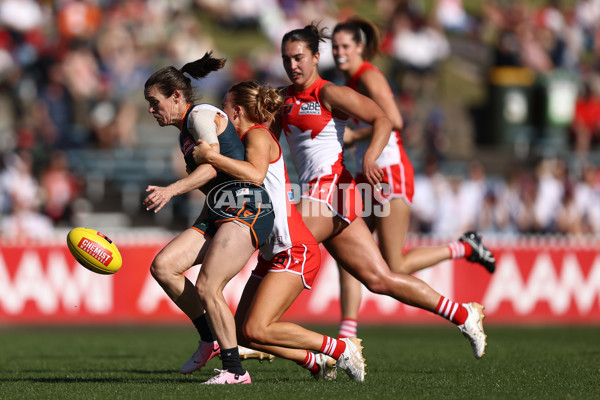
241 125 317 260
181 105 274 247
179 104 245 190
281 77 348 185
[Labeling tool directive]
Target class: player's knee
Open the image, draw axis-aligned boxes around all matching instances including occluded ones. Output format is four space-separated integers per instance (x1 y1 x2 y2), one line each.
149 254 170 284
390 261 410 274
242 320 269 345
361 268 392 295
195 280 210 302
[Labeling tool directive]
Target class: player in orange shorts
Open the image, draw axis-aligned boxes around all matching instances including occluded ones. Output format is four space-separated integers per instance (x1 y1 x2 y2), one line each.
143 53 274 385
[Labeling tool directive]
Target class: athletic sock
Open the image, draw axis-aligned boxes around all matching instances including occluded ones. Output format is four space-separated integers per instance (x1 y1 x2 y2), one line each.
337 318 358 338
435 296 468 325
320 336 346 360
192 314 216 342
298 350 320 375
220 346 245 375
448 241 473 259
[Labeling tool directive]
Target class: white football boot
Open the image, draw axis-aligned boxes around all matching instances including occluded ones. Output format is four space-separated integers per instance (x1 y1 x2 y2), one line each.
312 353 337 381
457 302 487 359
336 337 366 382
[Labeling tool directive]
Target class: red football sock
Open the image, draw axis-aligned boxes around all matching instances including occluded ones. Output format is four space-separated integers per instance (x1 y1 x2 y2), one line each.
448 241 473 259
435 296 468 325
297 350 319 375
320 336 346 360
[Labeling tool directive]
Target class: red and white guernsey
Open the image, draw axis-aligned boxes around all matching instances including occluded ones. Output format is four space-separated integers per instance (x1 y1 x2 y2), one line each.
346 61 415 204
282 77 348 185
346 61 403 173
241 126 316 261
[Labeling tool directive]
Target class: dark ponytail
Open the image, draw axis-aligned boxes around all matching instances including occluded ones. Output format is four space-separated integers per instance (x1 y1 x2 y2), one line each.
281 22 327 56
333 16 381 61
144 51 227 104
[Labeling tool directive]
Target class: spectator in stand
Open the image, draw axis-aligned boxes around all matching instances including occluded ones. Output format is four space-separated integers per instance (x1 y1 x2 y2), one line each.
2 150 39 215
431 174 466 236
0 0 44 43
56 0 103 43
385 2 450 97
533 158 567 233
574 162 600 234
40 150 81 225
495 168 527 235
0 150 53 239
570 79 600 156
32 59 76 149
517 21 554 72
574 0 600 51
411 153 444 233
476 184 511 235
434 0 471 33
458 160 488 232
1 191 54 240
515 170 540 234
555 182 584 235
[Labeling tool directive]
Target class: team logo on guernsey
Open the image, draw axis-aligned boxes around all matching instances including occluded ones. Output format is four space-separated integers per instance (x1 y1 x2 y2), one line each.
283 103 294 114
299 102 321 115
182 137 195 156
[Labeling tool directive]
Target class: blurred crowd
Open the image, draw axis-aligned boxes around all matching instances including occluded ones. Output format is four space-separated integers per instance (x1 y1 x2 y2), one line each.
0 0 599 240
409 155 600 237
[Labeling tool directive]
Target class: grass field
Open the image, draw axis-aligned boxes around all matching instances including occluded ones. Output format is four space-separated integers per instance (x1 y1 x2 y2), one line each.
0 325 598 399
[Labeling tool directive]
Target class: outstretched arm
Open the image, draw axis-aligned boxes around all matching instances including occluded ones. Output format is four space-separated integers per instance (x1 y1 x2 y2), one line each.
144 162 217 213
144 107 223 213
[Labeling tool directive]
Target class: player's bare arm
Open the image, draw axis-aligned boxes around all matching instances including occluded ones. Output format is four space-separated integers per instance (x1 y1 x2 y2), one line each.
268 111 283 141
321 83 391 186
360 68 404 131
144 162 218 213
193 128 272 186
144 105 224 213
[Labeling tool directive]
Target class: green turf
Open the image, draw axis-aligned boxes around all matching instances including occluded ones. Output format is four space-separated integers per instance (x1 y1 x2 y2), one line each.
0 325 598 399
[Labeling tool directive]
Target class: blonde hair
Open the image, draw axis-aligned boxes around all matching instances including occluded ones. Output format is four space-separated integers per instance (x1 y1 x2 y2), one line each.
227 81 283 124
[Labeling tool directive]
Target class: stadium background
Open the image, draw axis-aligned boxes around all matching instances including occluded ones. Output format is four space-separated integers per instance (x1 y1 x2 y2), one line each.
1 0 600 326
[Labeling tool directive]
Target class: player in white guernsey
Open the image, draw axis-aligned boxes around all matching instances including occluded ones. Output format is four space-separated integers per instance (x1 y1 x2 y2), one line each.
189 81 365 381
330 17 496 339
271 24 489 365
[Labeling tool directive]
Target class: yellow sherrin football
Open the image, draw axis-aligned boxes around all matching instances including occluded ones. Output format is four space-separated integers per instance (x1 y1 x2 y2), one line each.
67 227 122 274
